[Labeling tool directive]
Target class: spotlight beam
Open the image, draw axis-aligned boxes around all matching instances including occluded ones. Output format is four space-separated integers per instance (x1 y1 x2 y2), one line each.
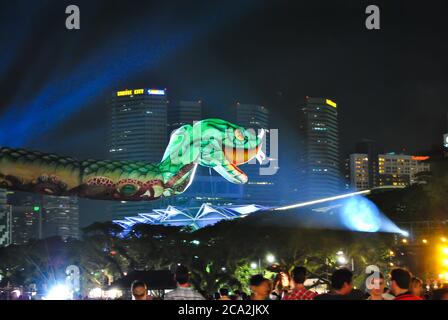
273 190 371 211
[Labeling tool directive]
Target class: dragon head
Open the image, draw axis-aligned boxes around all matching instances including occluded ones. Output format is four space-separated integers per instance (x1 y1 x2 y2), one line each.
162 118 266 185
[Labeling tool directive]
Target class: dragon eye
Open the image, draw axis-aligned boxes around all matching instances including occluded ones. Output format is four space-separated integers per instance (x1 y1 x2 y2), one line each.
234 129 245 141
118 184 139 197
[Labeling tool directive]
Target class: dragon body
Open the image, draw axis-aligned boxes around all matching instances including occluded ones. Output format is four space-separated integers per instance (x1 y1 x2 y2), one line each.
0 119 265 201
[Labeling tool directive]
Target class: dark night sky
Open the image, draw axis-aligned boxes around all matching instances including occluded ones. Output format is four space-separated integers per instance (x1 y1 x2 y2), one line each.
0 0 447 225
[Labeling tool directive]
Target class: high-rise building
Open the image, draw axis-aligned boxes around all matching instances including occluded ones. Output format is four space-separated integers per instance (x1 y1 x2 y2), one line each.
168 100 202 136
0 188 11 247
355 139 380 188
7 192 79 244
297 97 341 200
236 103 277 205
349 153 431 190
378 154 430 187
110 88 168 162
8 192 42 245
109 88 169 219
349 154 370 190
42 196 79 240
444 112 448 158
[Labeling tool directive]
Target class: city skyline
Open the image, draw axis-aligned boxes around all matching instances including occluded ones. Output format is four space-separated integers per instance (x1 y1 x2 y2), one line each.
1 1 448 304
0 1 446 160
0 0 447 236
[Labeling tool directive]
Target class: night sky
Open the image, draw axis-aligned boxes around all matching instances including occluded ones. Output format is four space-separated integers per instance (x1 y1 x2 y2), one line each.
0 0 447 225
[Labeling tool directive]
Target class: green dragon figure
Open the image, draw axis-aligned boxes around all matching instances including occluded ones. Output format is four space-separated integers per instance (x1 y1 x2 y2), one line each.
0 119 265 201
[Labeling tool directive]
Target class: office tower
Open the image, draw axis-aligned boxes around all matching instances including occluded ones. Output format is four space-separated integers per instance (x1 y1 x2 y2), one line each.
355 139 380 188
349 153 431 190
8 192 42 245
349 154 370 190
0 188 11 247
236 103 277 205
7 192 79 243
110 88 168 163
378 154 430 187
168 100 202 136
42 196 79 240
109 88 168 219
444 112 448 158
297 97 341 200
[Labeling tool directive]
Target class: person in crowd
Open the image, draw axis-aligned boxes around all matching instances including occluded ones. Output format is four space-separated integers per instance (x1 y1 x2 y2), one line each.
131 280 152 300
389 268 422 300
218 288 231 300
410 277 424 299
314 268 356 300
283 266 317 300
164 265 205 300
270 272 287 300
431 288 448 300
382 286 395 300
249 274 272 300
366 272 393 300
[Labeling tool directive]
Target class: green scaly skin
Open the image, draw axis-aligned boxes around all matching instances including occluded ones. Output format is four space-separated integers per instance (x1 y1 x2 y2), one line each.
0 119 264 201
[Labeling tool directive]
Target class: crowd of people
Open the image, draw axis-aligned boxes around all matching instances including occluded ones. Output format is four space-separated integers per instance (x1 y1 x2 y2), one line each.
130 265 448 301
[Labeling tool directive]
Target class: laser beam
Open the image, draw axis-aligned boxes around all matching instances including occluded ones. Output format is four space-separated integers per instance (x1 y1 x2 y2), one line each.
273 190 371 211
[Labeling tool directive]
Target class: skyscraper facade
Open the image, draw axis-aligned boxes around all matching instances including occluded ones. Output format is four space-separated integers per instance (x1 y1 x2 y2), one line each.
236 103 277 205
6 192 79 244
349 153 431 190
378 154 430 187
8 192 42 245
355 139 380 188
297 97 341 200
110 88 168 163
168 100 202 136
349 154 370 190
444 112 448 158
109 88 168 219
42 196 79 240
0 188 11 247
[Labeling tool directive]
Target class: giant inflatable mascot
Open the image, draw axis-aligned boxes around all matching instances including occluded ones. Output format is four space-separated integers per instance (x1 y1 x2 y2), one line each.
0 119 265 201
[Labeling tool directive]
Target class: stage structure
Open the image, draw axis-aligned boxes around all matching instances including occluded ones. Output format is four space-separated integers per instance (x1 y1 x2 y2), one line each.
113 203 267 234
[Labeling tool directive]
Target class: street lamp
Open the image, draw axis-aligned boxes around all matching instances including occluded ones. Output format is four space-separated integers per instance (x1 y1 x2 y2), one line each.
250 262 258 270
337 255 347 265
266 254 276 264
336 251 354 271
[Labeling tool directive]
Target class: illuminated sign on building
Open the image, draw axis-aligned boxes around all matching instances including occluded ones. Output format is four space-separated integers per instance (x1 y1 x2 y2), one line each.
148 89 165 96
411 156 430 161
117 90 132 97
116 88 166 97
116 89 145 97
326 99 337 108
